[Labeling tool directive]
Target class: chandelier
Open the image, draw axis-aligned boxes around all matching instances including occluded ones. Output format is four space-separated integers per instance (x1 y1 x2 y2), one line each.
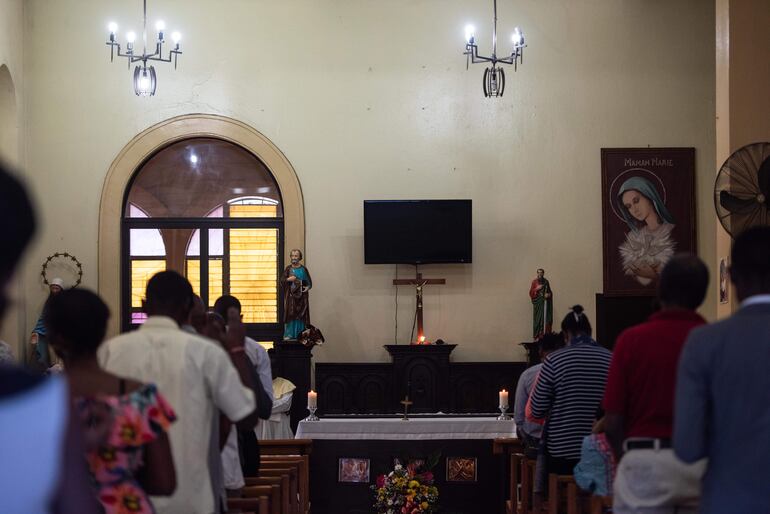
463 0 526 97
105 0 182 96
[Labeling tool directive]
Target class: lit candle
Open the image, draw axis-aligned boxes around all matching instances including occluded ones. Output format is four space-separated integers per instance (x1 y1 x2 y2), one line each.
499 389 509 409
307 390 317 409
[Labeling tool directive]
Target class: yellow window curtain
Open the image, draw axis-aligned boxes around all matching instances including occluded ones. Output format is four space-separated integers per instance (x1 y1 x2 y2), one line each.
186 258 224 307
131 260 166 308
228 227 279 323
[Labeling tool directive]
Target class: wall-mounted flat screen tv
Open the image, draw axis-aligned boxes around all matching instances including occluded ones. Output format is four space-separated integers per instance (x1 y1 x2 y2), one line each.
364 200 472 264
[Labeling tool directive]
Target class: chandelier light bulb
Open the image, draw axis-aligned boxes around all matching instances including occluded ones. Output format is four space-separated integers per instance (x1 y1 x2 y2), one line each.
126 31 136 43
156 20 166 31
171 31 182 44
512 27 523 46
465 24 476 44
108 22 118 34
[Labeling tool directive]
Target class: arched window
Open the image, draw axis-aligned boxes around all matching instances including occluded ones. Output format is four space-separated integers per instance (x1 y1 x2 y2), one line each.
122 137 284 342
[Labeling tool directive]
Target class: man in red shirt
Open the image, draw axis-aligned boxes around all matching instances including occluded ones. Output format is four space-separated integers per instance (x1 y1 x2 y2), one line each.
603 254 709 513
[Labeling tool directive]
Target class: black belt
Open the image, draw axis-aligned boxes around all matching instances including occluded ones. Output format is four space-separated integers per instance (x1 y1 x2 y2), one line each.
625 438 672 450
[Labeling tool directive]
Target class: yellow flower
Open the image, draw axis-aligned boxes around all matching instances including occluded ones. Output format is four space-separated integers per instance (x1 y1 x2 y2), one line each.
408 480 419 489
421 502 429 510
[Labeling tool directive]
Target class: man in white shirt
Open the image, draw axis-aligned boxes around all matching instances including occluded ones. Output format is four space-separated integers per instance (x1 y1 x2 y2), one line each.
100 271 261 514
214 295 273 493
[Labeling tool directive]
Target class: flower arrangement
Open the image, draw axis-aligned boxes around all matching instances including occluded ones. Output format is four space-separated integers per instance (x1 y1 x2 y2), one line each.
372 462 439 514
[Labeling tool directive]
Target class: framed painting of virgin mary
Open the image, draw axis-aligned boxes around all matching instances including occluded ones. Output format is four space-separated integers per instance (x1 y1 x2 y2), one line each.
601 148 697 296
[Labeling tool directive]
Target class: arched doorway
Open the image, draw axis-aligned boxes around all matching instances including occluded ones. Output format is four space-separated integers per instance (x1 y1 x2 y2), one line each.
0 64 21 356
0 65 18 164
99 114 305 338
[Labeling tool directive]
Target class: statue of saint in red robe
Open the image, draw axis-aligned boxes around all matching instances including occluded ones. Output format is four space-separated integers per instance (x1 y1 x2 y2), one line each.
529 268 553 340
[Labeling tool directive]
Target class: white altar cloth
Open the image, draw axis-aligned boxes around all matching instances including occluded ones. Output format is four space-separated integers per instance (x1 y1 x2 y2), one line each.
295 417 516 440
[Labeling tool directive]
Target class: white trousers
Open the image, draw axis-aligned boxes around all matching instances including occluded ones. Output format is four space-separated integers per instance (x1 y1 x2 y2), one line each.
613 448 706 514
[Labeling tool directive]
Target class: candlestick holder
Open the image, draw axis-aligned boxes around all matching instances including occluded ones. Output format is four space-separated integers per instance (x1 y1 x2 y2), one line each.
400 396 413 421
304 406 319 422
497 406 511 421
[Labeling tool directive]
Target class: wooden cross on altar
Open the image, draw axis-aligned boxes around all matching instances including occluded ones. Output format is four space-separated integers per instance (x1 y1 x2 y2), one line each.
393 272 446 344
400 395 413 421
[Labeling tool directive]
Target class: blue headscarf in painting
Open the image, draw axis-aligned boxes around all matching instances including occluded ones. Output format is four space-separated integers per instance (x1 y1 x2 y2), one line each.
617 176 675 232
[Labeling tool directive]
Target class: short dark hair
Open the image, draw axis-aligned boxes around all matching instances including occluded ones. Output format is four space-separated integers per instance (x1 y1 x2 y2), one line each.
540 332 565 353
537 268 545 274
731 226 770 293
145 271 193 314
0 164 36 279
45 288 109 359
560 305 592 336
658 254 709 309
213 295 241 319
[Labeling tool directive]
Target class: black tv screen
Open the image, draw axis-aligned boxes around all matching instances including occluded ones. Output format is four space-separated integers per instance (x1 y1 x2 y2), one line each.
364 200 472 264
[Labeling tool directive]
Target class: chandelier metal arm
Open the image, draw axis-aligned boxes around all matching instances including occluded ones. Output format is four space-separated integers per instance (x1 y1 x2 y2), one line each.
465 44 523 66
106 41 182 65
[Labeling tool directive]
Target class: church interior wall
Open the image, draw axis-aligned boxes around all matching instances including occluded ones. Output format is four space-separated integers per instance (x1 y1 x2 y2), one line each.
17 0 715 363
0 0 26 359
714 0 770 319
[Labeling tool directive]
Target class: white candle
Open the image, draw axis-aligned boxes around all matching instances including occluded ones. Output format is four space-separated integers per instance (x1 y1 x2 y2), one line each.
499 389 509 409
308 390 318 409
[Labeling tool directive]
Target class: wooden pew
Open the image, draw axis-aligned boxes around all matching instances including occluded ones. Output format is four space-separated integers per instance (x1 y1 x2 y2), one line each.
589 495 612 514
259 438 313 456
493 438 524 514
548 474 579 514
519 455 537 514
227 495 270 514
256 466 297 514
261 455 310 513
245 476 290 514
242 484 281 514
257 439 312 514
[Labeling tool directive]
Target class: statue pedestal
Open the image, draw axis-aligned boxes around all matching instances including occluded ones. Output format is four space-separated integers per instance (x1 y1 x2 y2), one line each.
384 344 456 413
274 341 315 432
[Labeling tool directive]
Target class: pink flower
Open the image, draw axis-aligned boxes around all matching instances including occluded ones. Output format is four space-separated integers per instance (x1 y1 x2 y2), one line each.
376 475 385 488
422 471 434 482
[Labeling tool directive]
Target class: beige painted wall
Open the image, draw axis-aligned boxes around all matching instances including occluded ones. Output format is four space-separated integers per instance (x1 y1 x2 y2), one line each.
0 0 26 359
20 0 716 363
715 0 770 317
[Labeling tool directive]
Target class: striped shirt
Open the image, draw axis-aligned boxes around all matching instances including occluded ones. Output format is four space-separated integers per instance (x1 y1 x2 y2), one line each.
530 335 612 459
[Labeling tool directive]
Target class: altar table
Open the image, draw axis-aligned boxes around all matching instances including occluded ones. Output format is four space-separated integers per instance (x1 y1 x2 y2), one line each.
295 416 516 440
296 416 517 514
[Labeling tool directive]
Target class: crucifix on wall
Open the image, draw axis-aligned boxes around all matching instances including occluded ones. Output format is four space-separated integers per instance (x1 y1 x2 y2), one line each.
393 272 445 344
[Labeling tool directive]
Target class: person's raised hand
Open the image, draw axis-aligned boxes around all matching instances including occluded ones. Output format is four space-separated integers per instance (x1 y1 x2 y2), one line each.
224 307 245 351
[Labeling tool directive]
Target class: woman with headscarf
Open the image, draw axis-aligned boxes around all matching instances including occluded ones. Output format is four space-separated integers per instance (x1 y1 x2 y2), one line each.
617 177 676 286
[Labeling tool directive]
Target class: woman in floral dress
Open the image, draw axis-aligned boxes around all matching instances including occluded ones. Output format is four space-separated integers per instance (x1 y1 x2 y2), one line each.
46 288 176 513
